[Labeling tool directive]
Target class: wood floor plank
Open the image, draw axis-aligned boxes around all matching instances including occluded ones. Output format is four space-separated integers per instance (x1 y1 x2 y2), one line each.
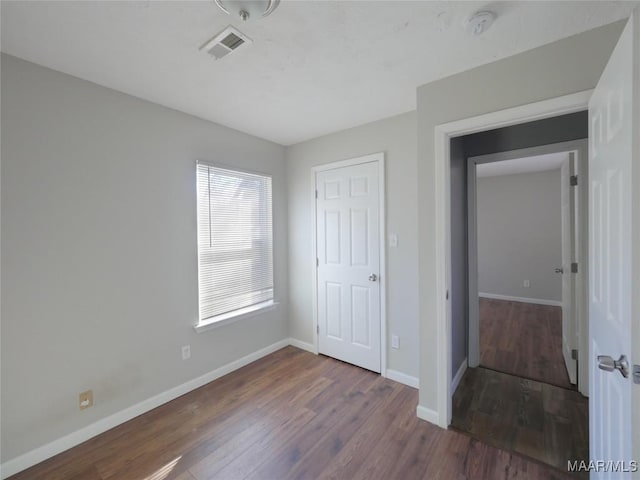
452 366 588 476
480 298 572 389
189 406 318 480
284 380 404 480
242 370 384 480
11 347 573 480
352 423 431 480
314 386 414 480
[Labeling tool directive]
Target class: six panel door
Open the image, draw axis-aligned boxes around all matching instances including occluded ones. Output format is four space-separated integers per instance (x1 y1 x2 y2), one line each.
316 161 381 373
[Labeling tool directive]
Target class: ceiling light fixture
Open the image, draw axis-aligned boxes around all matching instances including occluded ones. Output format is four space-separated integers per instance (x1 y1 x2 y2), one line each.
214 0 280 22
465 10 496 36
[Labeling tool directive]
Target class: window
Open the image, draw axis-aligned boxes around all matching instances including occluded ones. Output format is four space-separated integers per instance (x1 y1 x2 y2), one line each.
196 162 273 326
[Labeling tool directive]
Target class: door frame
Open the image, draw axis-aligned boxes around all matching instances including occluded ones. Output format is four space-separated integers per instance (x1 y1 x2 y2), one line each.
310 152 387 375
466 139 589 396
433 90 592 428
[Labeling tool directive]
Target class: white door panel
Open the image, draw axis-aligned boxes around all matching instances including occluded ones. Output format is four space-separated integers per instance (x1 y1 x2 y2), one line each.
316 161 381 372
589 12 636 477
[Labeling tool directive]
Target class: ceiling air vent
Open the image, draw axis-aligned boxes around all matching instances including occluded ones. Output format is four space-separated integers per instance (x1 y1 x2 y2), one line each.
201 25 252 60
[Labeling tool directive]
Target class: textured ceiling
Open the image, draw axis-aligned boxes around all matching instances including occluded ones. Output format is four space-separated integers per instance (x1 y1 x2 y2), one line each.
1 1 637 145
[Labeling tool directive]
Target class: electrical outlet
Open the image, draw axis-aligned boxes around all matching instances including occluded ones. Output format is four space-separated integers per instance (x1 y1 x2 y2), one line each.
79 390 93 410
391 335 400 349
182 345 191 360
523 280 530 288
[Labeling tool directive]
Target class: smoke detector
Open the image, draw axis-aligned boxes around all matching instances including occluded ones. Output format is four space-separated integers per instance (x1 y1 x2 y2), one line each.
465 11 496 36
200 25 252 60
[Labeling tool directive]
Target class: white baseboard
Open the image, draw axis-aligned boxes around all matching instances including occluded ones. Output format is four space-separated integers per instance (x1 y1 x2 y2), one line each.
0 338 290 479
385 369 419 389
479 292 562 307
451 358 467 394
287 341 420 390
288 337 316 354
416 405 440 426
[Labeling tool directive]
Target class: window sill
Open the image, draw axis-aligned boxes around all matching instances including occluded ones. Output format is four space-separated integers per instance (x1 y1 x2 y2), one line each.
194 300 279 334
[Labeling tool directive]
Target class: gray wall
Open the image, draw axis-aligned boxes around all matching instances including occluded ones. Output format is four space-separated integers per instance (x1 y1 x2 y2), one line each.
462 111 588 157
449 138 467 379
0 54 288 463
477 170 562 302
416 20 625 412
286 111 419 379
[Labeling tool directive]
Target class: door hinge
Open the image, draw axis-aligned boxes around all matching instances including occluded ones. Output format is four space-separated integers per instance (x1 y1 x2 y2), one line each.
571 349 578 360
316 258 319 267
317 324 319 334
446 290 449 300
315 190 318 199
570 175 578 186
571 262 579 274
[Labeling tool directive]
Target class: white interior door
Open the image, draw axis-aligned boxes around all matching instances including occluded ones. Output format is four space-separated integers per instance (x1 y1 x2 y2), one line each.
589 12 636 474
316 160 381 373
561 156 577 385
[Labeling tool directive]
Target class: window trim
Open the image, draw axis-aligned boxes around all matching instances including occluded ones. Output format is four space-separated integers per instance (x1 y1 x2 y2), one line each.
194 160 275 330
194 300 279 333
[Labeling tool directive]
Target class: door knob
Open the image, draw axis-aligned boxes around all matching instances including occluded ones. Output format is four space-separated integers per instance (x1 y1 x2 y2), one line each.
555 267 564 274
368 273 378 282
597 354 629 378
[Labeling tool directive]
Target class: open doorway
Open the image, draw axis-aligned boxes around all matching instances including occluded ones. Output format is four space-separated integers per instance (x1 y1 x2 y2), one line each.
468 142 588 394
431 18 638 466
475 152 570 388
448 115 590 471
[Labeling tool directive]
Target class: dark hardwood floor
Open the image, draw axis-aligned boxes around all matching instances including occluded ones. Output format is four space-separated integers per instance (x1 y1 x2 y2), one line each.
9 347 573 480
452 367 588 476
480 298 573 389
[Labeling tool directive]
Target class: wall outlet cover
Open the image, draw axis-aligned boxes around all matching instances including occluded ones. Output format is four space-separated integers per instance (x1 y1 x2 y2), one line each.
182 345 191 360
79 390 93 410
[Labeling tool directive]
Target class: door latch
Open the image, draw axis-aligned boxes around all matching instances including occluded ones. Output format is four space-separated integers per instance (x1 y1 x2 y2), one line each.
598 354 629 378
633 365 640 385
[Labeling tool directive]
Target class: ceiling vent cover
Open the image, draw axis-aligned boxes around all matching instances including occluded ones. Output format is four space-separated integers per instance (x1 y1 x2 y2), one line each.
201 26 252 60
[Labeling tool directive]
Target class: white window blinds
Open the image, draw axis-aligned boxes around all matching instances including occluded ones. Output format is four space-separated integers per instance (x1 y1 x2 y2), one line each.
197 163 273 322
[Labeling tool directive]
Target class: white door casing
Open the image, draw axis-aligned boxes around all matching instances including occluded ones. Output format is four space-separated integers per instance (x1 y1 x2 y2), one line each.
561 155 578 385
588 13 636 475
431 91 593 429
315 157 382 373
